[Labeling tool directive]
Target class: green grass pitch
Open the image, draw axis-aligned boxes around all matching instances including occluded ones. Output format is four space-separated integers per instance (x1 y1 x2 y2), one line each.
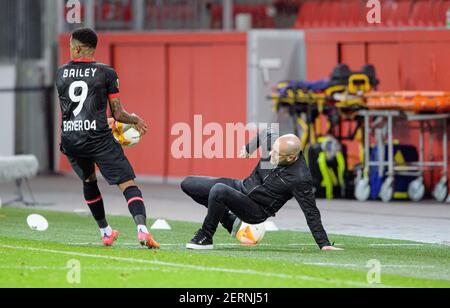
0 207 449 288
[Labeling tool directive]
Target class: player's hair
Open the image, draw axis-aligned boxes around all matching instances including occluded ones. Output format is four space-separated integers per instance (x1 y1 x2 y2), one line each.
71 27 98 49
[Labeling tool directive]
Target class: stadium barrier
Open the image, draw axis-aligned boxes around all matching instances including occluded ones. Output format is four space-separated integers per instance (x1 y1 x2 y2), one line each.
58 30 450 194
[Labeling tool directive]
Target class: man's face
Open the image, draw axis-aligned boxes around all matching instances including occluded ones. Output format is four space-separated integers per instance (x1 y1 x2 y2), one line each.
270 141 280 166
69 37 83 59
69 38 78 59
270 139 299 167
270 141 292 166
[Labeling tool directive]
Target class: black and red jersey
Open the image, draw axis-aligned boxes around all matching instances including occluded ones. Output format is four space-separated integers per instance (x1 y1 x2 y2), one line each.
56 58 120 157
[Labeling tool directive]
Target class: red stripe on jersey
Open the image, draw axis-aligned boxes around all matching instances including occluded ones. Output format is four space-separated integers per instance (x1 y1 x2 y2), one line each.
128 197 144 206
86 196 103 205
73 57 96 63
108 93 121 100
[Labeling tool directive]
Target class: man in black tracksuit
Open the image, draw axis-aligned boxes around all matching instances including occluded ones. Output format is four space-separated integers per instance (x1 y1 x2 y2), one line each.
182 127 340 251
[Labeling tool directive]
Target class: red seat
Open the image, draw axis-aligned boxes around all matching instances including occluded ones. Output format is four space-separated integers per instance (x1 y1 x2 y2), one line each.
380 0 395 28
295 1 318 28
436 0 450 27
292 0 445 29
210 4 222 29
308 0 326 28
347 0 365 28
209 3 276 29
330 0 347 28
390 0 412 27
123 0 132 23
114 0 122 21
69 0 449 30
410 0 433 27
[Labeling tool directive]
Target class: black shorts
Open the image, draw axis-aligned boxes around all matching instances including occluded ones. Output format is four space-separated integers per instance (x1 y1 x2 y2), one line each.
67 142 136 185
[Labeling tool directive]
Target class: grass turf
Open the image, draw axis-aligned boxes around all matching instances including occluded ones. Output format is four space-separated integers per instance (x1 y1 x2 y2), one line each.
0 207 449 288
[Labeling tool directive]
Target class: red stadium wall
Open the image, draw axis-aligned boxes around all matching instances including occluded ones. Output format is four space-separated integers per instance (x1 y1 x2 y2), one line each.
58 32 255 180
305 30 450 190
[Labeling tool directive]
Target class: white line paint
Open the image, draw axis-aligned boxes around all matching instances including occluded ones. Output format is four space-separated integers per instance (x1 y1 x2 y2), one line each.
67 242 322 247
303 262 435 269
0 244 388 288
67 242 436 248
287 243 323 246
0 265 174 272
368 244 427 247
63 243 436 270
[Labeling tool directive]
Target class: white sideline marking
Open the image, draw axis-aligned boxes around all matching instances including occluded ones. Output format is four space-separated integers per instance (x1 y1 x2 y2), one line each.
0 244 386 288
67 242 433 248
0 265 174 272
288 243 322 246
303 262 435 269
368 244 426 247
64 242 435 269
67 242 321 247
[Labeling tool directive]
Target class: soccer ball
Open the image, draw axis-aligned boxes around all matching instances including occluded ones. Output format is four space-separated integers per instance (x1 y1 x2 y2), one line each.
110 120 141 148
236 223 266 245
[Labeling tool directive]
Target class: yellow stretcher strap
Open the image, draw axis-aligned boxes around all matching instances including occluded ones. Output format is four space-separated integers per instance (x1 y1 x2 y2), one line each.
309 123 317 145
328 168 338 186
336 151 346 188
355 127 364 166
324 85 346 96
304 145 310 166
317 135 346 199
297 117 309 150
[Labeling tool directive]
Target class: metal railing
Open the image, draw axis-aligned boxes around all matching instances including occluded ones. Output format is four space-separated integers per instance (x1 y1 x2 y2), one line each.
60 0 299 31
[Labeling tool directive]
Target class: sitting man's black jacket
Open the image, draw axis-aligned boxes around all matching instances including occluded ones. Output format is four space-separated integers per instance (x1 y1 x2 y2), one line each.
242 127 331 249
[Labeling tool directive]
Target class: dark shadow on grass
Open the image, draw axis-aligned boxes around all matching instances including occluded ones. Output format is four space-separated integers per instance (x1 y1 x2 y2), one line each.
214 246 315 254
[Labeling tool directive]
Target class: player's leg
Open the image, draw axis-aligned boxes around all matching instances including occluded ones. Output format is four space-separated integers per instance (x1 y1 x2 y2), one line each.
84 173 120 246
181 176 239 233
181 176 237 206
187 183 268 250
95 143 159 249
118 180 159 249
67 156 119 246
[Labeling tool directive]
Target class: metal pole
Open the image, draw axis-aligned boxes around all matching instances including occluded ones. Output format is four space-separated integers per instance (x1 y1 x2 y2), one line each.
85 0 95 29
388 114 394 177
200 0 208 29
419 121 424 176
364 112 370 176
43 0 60 171
56 0 65 34
17 0 25 61
223 0 233 31
133 0 145 31
443 119 448 176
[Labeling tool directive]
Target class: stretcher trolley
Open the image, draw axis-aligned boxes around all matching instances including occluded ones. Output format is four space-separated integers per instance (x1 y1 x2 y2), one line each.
355 109 449 203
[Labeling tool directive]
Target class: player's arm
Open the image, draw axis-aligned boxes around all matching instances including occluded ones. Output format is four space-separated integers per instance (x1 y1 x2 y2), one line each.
109 98 148 136
292 179 340 251
105 67 148 136
240 125 279 158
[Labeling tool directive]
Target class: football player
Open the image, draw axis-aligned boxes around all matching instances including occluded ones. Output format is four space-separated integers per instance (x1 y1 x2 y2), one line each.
56 28 159 249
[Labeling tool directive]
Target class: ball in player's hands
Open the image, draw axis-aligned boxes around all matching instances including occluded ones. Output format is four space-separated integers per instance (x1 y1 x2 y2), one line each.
111 120 141 148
